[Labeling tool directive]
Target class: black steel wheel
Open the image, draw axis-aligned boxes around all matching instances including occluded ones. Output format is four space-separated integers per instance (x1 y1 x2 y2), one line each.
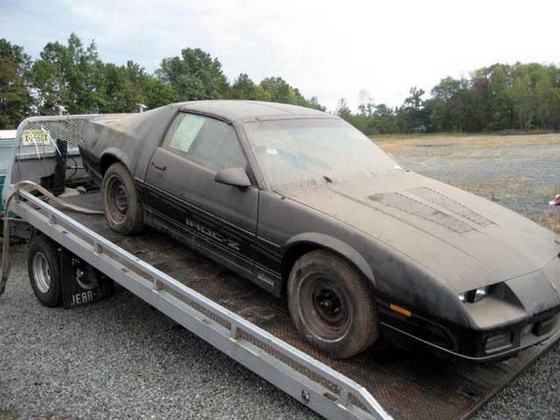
102 162 144 235
288 250 379 359
28 235 62 307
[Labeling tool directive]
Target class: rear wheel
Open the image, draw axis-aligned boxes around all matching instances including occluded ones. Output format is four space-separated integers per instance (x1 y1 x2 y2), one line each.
288 250 379 359
28 235 62 307
102 162 144 234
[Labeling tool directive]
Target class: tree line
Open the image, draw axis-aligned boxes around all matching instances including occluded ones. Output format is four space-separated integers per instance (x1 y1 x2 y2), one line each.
337 63 560 135
2 34 559 135
0 34 323 129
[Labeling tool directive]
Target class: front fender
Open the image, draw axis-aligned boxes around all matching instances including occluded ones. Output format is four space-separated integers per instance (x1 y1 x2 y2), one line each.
282 232 376 287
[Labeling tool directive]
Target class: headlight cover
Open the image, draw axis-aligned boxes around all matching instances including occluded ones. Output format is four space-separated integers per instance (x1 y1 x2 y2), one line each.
458 286 489 303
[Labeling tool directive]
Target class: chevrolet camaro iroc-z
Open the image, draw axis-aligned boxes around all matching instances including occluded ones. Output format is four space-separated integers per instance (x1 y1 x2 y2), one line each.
79 101 560 361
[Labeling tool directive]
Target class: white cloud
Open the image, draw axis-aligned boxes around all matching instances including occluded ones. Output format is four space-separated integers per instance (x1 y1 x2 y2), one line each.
3 0 560 110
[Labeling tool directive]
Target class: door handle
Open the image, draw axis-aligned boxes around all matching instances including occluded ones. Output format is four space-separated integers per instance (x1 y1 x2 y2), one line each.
152 161 166 171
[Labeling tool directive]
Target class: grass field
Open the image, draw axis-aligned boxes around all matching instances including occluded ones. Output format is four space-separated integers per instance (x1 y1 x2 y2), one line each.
375 132 560 154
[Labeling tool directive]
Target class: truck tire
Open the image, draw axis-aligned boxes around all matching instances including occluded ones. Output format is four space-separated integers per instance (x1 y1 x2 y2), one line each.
287 250 379 359
102 162 144 235
28 235 62 307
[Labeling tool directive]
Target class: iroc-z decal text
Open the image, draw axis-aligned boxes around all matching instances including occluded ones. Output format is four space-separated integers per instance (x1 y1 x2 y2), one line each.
185 218 241 251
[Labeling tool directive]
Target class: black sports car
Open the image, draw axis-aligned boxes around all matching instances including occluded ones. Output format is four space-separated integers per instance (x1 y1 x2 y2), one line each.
80 101 560 361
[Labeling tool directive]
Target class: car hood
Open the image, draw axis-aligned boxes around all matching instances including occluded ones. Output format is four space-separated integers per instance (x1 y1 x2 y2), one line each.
280 171 560 292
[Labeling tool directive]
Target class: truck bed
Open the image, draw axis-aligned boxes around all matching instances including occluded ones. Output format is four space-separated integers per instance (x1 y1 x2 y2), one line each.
46 191 559 420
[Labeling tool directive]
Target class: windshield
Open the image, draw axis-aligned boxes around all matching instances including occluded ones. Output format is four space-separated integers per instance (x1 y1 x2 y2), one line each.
243 118 402 190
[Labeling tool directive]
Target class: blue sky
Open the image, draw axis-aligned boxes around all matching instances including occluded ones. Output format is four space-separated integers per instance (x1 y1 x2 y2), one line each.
1 0 559 111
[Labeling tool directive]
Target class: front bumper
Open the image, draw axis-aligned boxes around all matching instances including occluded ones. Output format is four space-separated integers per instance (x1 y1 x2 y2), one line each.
379 302 560 362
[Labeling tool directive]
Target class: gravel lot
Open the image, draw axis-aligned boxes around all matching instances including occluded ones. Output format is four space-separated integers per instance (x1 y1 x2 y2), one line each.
1 133 560 419
0 247 319 420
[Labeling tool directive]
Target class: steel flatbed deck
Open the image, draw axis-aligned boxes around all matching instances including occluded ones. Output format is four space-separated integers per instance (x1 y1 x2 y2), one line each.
10 190 560 420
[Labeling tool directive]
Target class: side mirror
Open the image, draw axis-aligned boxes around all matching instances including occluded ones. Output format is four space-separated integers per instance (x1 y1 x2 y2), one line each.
214 167 252 189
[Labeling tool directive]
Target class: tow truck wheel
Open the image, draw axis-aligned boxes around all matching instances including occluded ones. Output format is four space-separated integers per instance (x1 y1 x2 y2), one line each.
28 235 62 307
102 162 144 235
288 250 379 359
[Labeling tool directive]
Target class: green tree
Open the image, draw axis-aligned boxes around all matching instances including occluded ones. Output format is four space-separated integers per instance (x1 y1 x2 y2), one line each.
371 104 397 134
97 60 177 113
30 33 104 114
259 76 324 109
510 65 536 130
229 73 271 100
99 62 143 113
0 39 33 128
156 48 228 101
397 87 428 132
485 64 513 130
308 96 325 111
430 77 471 132
336 98 351 119
139 75 178 109
260 77 293 103
336 98 368 132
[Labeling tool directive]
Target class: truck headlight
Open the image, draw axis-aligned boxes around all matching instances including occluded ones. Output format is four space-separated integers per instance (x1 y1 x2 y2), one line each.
458 286 489 303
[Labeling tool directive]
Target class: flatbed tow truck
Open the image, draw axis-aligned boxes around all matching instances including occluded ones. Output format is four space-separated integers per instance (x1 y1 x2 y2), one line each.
3 115 560 420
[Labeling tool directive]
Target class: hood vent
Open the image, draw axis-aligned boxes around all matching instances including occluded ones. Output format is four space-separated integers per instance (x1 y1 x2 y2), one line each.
369 190 479 234
408 187 493 228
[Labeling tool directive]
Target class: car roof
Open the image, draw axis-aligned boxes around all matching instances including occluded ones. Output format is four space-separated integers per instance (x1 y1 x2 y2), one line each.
179 100 334 122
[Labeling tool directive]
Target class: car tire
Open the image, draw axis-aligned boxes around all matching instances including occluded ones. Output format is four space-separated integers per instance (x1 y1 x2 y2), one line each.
288 250 379 359
102 162 144 235
28 235 62 307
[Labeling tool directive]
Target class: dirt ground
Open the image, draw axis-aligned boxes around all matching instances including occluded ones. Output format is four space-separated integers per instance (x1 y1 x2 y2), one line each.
376 133 560 233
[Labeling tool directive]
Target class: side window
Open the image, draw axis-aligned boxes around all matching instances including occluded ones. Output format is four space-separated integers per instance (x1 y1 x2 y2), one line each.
164 113 247 171
167 114 205 152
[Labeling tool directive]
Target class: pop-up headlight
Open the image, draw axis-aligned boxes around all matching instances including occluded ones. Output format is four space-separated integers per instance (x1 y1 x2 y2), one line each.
458 286 489 303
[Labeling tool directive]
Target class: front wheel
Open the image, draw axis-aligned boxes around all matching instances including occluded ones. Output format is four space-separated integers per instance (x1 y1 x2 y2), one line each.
102 162 144 235
287 250 379 359
28 235 62 307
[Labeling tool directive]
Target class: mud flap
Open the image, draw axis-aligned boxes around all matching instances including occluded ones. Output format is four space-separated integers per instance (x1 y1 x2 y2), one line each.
60 249 115 309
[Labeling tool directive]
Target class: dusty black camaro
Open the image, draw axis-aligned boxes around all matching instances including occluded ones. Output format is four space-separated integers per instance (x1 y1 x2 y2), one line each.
80 101 560 361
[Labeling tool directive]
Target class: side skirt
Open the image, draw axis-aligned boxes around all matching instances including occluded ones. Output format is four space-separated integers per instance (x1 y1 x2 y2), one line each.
143 207 283 296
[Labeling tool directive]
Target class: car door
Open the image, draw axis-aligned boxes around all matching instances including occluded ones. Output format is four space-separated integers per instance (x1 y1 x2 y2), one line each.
143 112 258 278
